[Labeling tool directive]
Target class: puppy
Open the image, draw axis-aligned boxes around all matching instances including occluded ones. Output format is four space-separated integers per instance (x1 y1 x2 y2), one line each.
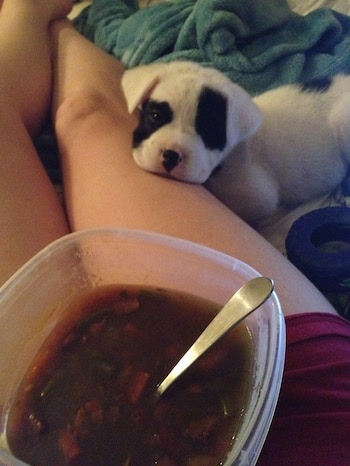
122 61 350 223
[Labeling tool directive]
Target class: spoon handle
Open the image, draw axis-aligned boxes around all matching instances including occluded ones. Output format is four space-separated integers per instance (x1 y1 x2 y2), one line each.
156 276 274 396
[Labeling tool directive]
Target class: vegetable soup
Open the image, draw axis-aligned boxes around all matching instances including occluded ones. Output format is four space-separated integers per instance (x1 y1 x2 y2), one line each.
6 285 253 466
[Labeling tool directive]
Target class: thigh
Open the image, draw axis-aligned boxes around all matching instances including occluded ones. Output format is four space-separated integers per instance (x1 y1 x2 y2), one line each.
0 98 68 284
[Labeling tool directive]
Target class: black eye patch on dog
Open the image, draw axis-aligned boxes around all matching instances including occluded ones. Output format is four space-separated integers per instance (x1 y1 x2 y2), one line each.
195 87 227 151
300 76 333 93
132 99 173 148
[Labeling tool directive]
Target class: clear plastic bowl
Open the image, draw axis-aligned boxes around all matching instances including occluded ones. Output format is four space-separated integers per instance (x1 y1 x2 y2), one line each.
0 228 285 466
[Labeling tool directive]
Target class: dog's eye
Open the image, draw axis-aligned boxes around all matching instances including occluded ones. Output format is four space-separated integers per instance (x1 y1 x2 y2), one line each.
141 100 173 126
150 111 160 121
140 102 160 120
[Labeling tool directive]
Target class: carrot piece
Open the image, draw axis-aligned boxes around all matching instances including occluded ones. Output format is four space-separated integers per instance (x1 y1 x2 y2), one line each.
116 296 140 314
196 347 227 372
127 370 150 404
58 430 81 460
123 322 143 339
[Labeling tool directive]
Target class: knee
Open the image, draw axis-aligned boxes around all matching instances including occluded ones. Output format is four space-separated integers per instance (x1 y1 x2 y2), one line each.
54 89 136 144
55 91 109 134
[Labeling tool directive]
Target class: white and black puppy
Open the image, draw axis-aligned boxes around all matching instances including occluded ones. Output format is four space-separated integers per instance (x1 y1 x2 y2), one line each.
122 61 350 223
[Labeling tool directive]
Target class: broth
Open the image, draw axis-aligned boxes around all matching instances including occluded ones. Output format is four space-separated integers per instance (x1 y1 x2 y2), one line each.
6 285 253 466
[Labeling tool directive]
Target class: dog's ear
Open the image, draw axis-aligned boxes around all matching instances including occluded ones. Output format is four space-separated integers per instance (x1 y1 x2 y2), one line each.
121 65 163 114
225 86 263 145
200 67 263 146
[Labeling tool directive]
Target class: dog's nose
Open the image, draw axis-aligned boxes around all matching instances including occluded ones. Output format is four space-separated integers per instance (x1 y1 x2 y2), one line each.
162 149 182 172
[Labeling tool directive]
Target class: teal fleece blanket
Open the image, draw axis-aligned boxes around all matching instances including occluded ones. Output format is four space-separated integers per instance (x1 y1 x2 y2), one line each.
74 0 350 95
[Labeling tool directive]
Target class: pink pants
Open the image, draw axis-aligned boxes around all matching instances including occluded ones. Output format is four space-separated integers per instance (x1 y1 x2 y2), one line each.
258 313 350 466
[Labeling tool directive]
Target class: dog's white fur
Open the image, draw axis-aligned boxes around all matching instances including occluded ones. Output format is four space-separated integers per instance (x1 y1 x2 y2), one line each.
122 61 350 223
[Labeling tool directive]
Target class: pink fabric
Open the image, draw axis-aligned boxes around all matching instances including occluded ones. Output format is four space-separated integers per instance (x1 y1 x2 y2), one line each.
257 313 350 466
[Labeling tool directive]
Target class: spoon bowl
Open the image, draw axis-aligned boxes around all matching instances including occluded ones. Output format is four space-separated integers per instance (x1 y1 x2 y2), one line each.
156 276 274 396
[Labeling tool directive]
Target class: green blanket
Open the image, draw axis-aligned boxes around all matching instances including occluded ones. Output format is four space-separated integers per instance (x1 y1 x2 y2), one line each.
74 0 350 95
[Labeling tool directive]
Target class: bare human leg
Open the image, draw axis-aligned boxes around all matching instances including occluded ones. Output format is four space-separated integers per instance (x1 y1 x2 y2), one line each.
0 0 72 285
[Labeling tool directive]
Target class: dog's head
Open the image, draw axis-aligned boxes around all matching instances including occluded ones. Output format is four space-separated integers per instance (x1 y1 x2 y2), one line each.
122 61 262 183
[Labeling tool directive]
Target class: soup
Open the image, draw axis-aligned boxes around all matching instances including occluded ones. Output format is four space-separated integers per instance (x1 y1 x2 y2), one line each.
6 286 253 466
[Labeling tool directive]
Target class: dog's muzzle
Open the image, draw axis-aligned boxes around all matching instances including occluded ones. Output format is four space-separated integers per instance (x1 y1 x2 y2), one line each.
162 149 182 172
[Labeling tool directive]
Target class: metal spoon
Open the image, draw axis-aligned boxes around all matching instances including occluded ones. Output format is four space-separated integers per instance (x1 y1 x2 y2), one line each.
156 276 274 397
